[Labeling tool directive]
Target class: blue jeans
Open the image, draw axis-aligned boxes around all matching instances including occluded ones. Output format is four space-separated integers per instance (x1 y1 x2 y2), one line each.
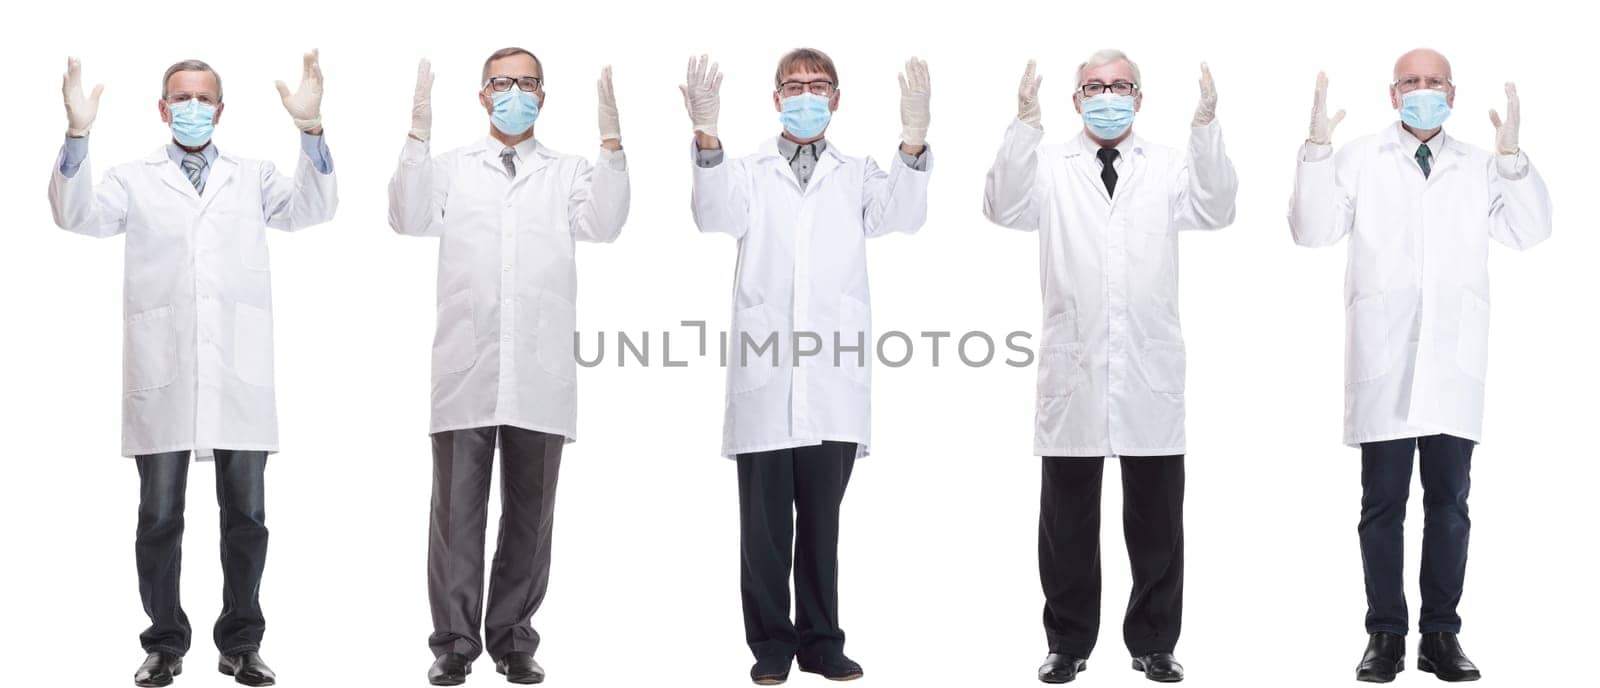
135 450 269 656
1358 435 1473 635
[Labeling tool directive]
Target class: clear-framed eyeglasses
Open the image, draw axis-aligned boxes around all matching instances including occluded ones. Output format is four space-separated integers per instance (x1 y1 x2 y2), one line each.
778 80 836 97
166 91 219 106
484 75 543 93
1394 75 1452 93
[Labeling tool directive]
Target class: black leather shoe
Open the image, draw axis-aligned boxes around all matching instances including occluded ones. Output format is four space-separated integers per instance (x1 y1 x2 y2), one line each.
751 655 792 685
429 653 472 686
217 651 276 686
134 652 183 687
496 652 545 684
1132 652 1184 682
798 654 863 681
1418 632 1481 682
1038 654 1087 683
1356 632 1406 683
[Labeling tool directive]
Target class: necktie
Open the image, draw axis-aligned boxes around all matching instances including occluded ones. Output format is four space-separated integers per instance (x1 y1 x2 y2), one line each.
1415 143 1432 179
181 151 207 193
500 147 517 178
1097 147 1120 196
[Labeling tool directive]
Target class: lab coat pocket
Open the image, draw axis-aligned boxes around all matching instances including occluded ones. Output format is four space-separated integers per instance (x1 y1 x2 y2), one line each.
1456 293 1490 382
1141 339 1187 395
730 303 777 394
432 289 477 377
1347 293 1391 385
124 305 176 393
837 294 871 387
1037 343 1088 400
233 302 275 387
537 291 578 382
238 227 271 272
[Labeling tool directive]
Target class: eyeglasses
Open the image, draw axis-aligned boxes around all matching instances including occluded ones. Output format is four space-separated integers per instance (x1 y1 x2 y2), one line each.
165 92 219 106
1393 75 1452 93
1079 81 1138 97
484 75 543 93
777 80 835 97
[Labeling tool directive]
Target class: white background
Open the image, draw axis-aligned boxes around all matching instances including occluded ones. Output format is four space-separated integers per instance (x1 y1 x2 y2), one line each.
1 1 1595 686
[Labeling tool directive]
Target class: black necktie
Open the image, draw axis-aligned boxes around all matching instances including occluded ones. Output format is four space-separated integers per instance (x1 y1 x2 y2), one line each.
1097 147 1120 196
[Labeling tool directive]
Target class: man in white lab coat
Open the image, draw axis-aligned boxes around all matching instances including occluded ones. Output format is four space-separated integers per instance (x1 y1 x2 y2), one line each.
1289 48 1552 684
984 49 1238 684
48 53 336 687
388 47 629 687
681 49 931 685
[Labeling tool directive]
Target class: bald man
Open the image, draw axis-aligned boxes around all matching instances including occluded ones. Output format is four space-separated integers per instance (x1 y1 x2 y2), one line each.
1289 49 1552 683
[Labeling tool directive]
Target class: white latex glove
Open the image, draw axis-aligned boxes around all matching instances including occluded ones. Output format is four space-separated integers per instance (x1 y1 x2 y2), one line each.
1489 82 1520 155
62 57 103 137
680 54 722 137
1192 62 1217 127
1017 59 1042 129
275 49 324 132
1308 71 1345 145
898 57 931 147
410 59 433 142
598 65 621 142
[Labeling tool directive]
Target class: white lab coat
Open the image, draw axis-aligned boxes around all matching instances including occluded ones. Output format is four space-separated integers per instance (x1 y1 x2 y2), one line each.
1289 123 1552 446
389 136 629 441
692 137 931 458
985 119 1238 457
48 143 338 458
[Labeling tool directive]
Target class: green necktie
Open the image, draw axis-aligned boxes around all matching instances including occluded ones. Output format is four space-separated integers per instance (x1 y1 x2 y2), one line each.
1415 143 1432 179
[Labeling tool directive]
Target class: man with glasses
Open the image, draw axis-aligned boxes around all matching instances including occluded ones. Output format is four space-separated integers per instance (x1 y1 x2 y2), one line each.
388 46 629 686
681 48 931 685
984 48 1238 684
48 52 335 687
1289 48 1552 683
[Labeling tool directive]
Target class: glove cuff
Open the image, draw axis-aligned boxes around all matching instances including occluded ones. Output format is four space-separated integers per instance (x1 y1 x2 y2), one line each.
294 116 323 132
900 128 928 147
693 124 718 138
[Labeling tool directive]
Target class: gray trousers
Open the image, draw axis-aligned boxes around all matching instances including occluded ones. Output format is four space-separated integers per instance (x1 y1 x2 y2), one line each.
427 425 563 660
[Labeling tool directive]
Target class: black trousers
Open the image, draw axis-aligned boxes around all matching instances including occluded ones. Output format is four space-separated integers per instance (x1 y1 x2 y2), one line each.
736 441 856 663
1359 434 1473 635
1039 455 1184 659
134 449 269 657
427 426 563 661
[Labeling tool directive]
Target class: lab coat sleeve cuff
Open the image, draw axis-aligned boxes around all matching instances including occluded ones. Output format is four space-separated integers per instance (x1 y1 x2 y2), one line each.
1300 141 1334 163
300 131 334 174
60 135 89 178
897 142 931 171
1495 150 1530 180
401 135 430 165
693 140 725 168
597 146 627 170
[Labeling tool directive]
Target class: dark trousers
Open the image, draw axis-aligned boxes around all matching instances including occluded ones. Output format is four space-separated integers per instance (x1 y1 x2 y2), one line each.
1039 455 1184 659
134 449 269 657
427 426 563 661
736 441 857 664
1359 434 1473 635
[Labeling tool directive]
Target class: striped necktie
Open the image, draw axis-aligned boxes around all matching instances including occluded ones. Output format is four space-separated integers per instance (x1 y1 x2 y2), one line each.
500 147 517 178
181 151 208 192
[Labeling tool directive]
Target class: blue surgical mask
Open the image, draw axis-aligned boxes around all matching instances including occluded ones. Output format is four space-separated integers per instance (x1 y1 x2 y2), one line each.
1399 88 1451 130
779 93 832 140
1081 93 1136 140
169 100 216 147
491 89 540 136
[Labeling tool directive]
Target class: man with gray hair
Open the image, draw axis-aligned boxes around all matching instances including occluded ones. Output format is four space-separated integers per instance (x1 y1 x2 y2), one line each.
1289 48 1551 683
985 48 1238 684
49 52 336 687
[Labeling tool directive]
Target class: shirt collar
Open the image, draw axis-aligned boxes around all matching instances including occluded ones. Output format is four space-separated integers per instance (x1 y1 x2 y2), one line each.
1396 122 1446 158
166 141 218 166
777 135 827 162
493 135 540 162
